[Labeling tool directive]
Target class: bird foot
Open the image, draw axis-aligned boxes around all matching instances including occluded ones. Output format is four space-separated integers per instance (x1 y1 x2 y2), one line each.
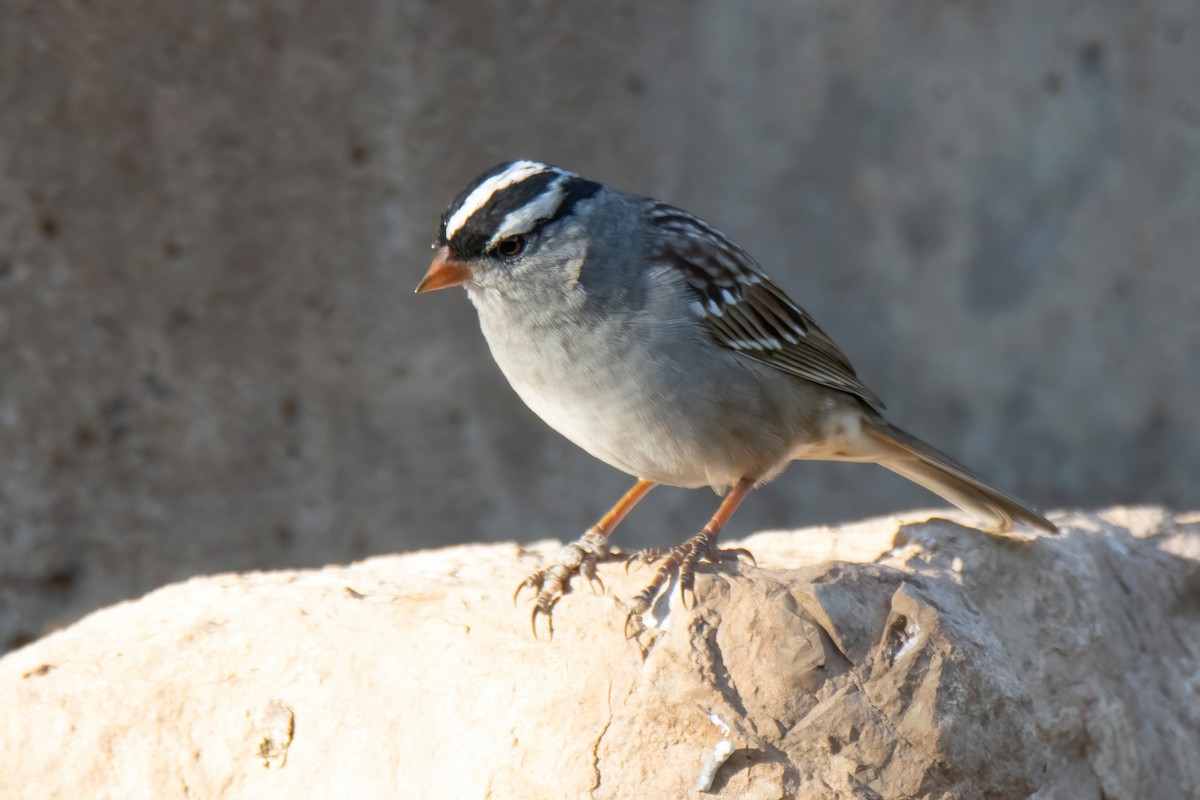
624 530 755 635
514 528 615 639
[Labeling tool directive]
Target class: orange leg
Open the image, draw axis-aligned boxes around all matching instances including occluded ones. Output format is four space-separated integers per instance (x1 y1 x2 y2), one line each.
627 477 757 626
593 479 656 537
703 477 756 540
516 479 656 637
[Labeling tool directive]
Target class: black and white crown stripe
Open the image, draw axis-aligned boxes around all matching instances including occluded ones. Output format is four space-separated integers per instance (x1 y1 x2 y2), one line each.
444 161 546 241
439 161 600 259
486 177 571 247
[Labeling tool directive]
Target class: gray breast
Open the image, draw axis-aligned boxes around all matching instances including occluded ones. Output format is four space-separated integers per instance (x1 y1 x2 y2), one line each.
471 281 807 489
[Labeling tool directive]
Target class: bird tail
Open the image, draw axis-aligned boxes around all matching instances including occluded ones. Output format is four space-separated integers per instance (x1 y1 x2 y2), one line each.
861 417 1057 535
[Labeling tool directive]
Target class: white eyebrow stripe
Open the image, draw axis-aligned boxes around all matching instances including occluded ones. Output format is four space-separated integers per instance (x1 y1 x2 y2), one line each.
445 161 547 241
486 178 565 247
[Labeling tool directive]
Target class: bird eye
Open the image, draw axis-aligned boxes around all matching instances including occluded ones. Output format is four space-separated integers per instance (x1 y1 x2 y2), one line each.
494 235 526 259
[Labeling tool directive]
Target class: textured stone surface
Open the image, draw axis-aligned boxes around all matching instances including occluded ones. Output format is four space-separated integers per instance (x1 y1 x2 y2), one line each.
2 3 1198 653
2 508 1198 799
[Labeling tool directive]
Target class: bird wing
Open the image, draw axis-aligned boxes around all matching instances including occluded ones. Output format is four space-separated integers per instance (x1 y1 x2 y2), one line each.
647 202 884 409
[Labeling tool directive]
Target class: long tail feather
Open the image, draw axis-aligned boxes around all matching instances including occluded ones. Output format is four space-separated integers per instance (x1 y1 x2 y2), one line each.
862 419 1057 534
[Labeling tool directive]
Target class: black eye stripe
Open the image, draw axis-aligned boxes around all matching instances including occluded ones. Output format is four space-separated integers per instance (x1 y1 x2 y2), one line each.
446 172 558 258
444 172 601 259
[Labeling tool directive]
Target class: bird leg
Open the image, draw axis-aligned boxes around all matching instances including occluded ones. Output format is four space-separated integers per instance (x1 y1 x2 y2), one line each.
515 479 655 637
627 477 757 625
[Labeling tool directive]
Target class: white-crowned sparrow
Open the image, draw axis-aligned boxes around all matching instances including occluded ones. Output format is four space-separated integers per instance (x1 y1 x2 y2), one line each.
417 160 1057 634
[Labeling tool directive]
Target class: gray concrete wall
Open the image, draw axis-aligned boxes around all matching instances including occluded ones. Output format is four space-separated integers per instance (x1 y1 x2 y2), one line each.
1 1 1196 649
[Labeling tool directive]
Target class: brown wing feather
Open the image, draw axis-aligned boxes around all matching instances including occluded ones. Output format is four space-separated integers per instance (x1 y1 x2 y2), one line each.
648 201 885 409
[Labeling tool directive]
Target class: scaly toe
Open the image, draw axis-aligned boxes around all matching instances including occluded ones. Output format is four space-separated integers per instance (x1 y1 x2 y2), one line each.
580 559 605 594
514 530 616 636
628 533 755 615
624 547 667 572
514 570 544 604
627 583 660 619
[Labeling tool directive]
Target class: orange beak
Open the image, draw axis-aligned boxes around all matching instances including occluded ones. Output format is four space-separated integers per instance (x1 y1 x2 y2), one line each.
415 246 471 293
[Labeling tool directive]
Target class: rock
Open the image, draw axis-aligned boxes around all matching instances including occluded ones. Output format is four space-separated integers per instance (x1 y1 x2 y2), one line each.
2 507 1199 798
5 1 1199 654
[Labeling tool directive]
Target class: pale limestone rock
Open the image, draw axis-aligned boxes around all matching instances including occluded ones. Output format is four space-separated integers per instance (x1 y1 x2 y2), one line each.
2 508 1198 798
5 3 1199 655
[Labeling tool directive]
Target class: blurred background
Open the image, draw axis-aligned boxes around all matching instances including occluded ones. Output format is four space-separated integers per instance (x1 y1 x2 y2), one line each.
1 1 1197 651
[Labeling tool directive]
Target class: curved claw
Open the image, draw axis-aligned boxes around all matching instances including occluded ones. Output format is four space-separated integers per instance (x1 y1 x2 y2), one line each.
513 573 545 605
513 579 531 606
580 559 605 595
514 531 620 637
678 567 696 611
627 586 657 620
724 547 757 567
627 533 754 619
623 610 644 640
678 540 707 610
531 601 555 640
